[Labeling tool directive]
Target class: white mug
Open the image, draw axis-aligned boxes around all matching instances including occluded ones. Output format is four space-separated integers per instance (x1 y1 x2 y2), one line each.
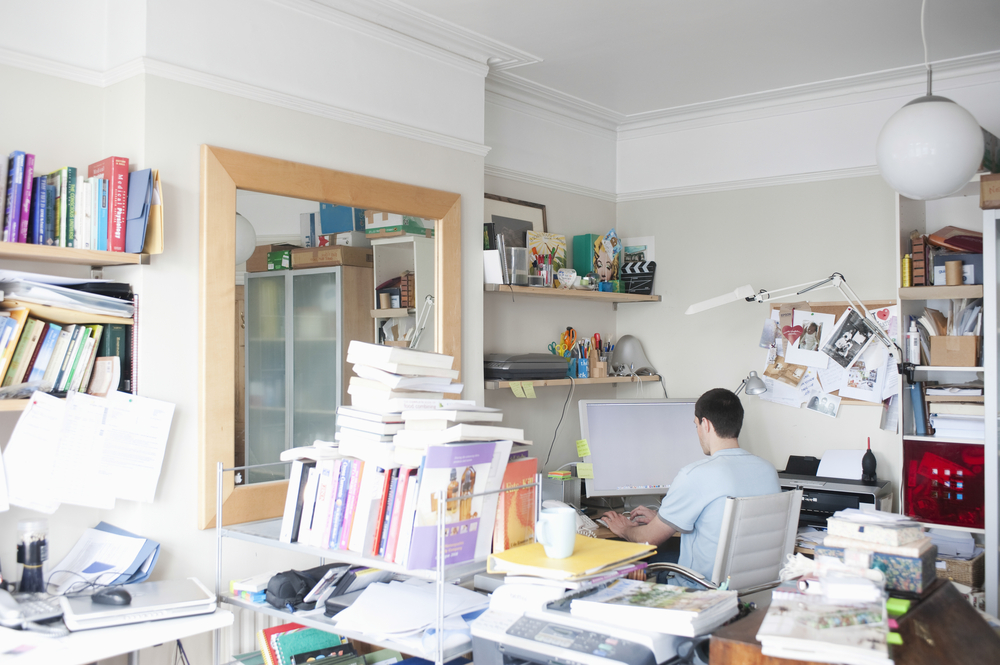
536 506 577 558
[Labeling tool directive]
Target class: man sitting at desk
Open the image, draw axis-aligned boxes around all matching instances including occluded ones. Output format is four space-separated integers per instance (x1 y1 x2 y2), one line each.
601 388 779 583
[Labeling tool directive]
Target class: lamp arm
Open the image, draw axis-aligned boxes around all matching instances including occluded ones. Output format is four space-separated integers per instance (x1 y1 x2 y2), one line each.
733 379 747 396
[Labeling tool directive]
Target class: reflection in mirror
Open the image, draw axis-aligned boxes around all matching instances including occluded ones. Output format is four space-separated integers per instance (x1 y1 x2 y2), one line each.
233 191 436 485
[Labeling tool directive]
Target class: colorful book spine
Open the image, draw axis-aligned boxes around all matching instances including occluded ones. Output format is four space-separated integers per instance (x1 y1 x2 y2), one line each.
17 153 35 243
4 151 26 242
29 175 47 245
328 460 354 549
96 178 108 250
64 166 77 248
378 469 400 557
384 467 413 562
27 323 60 383
338 460 363 550
370 468 394 556
19 321 49 383
87 157 128 252
44 178 57 245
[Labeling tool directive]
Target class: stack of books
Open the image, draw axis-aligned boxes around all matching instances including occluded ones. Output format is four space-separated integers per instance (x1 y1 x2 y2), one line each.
568 578 738 637
925 382 985 439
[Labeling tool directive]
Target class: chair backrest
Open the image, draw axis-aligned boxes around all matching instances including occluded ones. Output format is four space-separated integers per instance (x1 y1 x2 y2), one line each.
710 489 802 591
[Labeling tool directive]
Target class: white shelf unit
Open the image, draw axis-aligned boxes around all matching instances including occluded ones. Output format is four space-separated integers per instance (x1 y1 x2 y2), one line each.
372 235 435 351
895 175 999 615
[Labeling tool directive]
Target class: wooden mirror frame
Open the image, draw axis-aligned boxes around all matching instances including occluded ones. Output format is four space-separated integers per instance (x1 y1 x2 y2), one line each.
198 145 462 529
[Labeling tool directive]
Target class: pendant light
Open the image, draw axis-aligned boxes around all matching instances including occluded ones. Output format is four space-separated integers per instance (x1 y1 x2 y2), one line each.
875 0 983 201
235 212 257 265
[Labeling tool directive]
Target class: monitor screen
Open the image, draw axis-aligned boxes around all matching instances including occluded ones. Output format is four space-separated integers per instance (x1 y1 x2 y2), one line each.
579 399 706 498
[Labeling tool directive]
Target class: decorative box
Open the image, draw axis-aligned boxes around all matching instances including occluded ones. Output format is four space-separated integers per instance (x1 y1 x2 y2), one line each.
815 544 938 593
903 438 985 529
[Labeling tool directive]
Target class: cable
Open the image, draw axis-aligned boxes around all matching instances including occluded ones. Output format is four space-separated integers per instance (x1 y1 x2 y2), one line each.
544 376 575 466
921 0 929 72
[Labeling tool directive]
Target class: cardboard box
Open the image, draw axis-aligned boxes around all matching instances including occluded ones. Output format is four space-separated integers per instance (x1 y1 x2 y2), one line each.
815 544 938 593
317 231 372 248
267 250 291 270
364 211 433 238
366 224 434 238
319 203 365 234
981 172 1000 210
929 336 979 367
246 243 300 273
290 245 373 269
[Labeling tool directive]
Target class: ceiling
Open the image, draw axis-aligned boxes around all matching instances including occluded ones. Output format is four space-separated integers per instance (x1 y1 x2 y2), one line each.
402 0 1000 117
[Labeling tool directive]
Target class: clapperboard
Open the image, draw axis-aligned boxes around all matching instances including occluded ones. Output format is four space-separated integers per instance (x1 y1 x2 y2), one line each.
621 261 656 295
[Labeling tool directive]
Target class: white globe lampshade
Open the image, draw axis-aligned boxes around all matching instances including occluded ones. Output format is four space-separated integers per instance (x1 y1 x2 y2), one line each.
876 96 983 200
235 213 257 265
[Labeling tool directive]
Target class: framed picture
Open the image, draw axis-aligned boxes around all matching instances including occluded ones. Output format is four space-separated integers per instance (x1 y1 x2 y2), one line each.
484 194 547 248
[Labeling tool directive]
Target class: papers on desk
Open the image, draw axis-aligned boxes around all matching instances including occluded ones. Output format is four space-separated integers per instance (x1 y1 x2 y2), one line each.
2 390 175 512
49 523 160 594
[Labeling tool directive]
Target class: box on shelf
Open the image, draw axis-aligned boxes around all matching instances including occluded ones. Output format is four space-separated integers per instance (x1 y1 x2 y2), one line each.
929 336 979 367
932 252 983 285
572 234 601 276
814 544 938 593
319 203 365 234
400 271 415 309
290 246 373 269
267 250 291 271
246 243 300 273
364 211 433 238
318 231 371 248
980 173 1000 210
903 438 984 529
936 551 985 587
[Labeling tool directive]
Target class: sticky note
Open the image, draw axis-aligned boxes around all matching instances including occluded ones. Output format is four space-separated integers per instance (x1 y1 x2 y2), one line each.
886 598 911 617
576 439 591 457
509 381 525 398
887 633 903 646
523 381 536 398
576 463 594 479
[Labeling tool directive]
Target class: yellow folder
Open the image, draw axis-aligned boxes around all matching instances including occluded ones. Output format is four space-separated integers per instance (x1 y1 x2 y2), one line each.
488 535 655 580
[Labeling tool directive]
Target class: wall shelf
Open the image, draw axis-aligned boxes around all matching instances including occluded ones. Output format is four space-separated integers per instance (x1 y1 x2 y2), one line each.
484 284 660 304
485 374 661 390
0 400 29 412
370 307 415 318
899 285 983 300
911 365 983 373
0 241 149 266
904 434 984 445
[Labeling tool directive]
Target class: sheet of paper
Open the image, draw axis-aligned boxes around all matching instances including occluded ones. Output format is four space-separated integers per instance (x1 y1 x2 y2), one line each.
333 580 485 636
758 376 804 407
48 528 147 594
509 382 525 398
784 310 834 368
51 392 116 509
881 352 899 400
3 392 62 513
838 344 888 404
797 369 821 402
100 392 176 503
880 394 899 433
817 449 866 480
817 361 845 394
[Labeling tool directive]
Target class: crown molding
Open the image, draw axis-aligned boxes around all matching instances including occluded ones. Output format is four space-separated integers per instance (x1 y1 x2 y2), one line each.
487 71 621 135
0 47 105 86
485 164 616 202
616 166 882 202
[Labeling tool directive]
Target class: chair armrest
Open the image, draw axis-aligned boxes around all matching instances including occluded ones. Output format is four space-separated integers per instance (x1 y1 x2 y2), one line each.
646 563 718 590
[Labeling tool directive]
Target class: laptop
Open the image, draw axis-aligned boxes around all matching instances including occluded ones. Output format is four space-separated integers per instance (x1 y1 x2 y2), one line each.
59 577 217 631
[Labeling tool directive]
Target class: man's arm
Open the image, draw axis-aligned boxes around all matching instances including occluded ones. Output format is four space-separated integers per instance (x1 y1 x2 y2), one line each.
601 510 675 545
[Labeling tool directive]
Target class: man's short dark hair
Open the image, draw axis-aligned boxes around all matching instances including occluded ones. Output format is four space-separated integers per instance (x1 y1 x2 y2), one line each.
694 388 744 439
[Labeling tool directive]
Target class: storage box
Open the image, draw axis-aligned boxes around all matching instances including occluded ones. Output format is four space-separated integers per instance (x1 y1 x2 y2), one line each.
317 231 372 248
319 203 365 234
981 172 1000 210
929 336 979 366
903 438 985 529
246 243 300 273
932 252 983 285
814 544 938 593
267 250 291 270
364 211 433 238
290 246 374 269
936 551 985 587
366 223 434 239
572 234 601 276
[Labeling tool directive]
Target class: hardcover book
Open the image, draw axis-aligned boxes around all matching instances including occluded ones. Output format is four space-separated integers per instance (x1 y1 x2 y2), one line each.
492 456 537 553
87 156 128 252
4 151 25 242
17 153 35 243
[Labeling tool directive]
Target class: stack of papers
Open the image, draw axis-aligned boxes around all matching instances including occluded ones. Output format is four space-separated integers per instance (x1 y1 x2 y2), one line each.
928 528 977 558
49 522 160 594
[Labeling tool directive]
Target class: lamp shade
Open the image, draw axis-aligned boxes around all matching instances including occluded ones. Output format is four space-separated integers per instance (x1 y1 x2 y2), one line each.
876 95 983 200
744 371 767 395
235 213 257 265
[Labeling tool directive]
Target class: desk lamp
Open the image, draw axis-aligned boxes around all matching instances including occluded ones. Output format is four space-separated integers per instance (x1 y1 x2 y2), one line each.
734 371 767 396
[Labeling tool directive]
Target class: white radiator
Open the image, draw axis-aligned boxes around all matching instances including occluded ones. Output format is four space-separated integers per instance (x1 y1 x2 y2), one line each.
219 604 288 664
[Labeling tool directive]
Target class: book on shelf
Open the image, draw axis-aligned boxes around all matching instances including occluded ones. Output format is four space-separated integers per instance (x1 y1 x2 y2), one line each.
347 463 386 554
926 401 985 415
28 175 47 245
493 456 537 553
2 316 42 386
347 339 455 370
296 466 322 546
337 460 364 550
371 466 397 557
487 535 655 581
275 630 351 665
257 622 305 665
392 471 420 566
925 383 983 396
42 324 74 387
306 459 339 549
384 467 416 562
347 382 445 405
569 578 739 638
99 323 132 393
87 156 129 252
4 151 26 243
327 459 355 549
26 322 60 383
17 153 35 243
393 423 527 448
0 307 29 379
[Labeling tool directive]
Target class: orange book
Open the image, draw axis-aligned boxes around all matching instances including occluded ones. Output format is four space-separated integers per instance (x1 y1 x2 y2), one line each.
493 457 538 553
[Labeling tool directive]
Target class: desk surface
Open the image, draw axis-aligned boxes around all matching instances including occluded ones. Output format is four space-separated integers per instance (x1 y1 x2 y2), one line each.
0 608 233 665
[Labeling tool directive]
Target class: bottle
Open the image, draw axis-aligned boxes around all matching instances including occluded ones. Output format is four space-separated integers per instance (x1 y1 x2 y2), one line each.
459 466 476 521
17 519 48 593
901 253 912 287
445 468 460 521
906 320 920 364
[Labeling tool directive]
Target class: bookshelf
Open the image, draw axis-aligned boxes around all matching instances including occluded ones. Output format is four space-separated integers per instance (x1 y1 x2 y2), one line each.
485 283 661 305
485 374 662 390
0 241 149 266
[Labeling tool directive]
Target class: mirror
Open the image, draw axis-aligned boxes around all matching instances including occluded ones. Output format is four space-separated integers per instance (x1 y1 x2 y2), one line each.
198 145 462 529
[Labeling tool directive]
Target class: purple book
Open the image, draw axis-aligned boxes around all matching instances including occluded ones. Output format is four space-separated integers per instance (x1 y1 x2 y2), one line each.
17 154 35 243
4 151 25 242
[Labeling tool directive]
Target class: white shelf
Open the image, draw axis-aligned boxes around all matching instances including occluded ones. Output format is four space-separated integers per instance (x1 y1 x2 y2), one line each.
220 518 486 583
912 366 983 373
915 521 986 535
221 596 472 662
903 435 985 445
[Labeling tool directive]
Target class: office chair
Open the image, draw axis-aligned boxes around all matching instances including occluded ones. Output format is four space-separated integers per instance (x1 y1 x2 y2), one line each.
648 489 803 597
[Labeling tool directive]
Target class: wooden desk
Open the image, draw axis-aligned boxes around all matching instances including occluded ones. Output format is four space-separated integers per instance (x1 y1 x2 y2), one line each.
0 608 233 665
710 580 1000 665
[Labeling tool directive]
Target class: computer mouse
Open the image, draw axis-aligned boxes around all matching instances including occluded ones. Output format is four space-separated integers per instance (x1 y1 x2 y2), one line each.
91 587 132 606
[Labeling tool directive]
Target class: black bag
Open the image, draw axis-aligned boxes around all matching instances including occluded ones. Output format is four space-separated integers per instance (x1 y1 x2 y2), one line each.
265 563 340 611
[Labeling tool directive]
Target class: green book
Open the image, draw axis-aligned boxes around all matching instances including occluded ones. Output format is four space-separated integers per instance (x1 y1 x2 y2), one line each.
99 323 132 392
273 628 347 665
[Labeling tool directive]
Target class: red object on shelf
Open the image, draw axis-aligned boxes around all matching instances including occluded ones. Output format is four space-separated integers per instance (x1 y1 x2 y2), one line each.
903 439 984 529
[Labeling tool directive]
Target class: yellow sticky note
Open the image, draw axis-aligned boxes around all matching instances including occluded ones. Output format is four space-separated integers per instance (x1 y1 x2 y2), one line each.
576 463 595 479
523 381 536 399
509 381 526 398
576 439 591 457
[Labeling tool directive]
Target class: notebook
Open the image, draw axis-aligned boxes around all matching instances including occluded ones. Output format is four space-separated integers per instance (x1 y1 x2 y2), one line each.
59 577 216 631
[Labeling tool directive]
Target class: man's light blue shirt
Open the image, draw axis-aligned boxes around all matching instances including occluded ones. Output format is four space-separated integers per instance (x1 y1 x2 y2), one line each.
657 448 780 582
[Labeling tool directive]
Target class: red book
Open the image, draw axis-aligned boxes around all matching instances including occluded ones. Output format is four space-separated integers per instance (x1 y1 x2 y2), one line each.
384 467 415 562
370 467 395 556
257 622 303 665
338 460 363 550
87 156 128 252
493 456 538 553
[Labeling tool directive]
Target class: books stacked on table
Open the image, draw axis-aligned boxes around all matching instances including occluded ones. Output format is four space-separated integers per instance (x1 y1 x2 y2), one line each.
756 580 892 665
568 578 738 638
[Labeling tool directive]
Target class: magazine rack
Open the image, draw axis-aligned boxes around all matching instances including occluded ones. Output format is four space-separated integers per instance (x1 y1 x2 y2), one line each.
214 460 540 665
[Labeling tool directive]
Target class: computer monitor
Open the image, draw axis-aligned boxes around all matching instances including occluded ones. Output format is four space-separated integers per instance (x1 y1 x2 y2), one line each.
578 398 706 498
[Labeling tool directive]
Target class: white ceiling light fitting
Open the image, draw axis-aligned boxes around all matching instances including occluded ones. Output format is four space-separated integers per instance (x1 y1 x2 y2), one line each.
235 213 257 265
876 0 983 201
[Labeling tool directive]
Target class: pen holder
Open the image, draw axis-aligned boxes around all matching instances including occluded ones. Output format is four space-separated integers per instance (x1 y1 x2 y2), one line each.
592 361 607 378
577 358 590 379
566 358 577 378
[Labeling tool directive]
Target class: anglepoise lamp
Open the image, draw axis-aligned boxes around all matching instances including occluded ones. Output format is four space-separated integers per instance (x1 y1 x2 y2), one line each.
734 371 767 396
875 1 983 200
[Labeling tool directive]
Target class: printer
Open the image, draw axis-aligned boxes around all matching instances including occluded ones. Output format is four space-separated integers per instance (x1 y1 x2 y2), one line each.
484 353 569 381
780 473 892 527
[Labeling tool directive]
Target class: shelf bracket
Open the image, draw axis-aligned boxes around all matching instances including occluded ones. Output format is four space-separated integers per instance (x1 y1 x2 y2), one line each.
612 302 618 311
902 362 916 384
90 267 104 280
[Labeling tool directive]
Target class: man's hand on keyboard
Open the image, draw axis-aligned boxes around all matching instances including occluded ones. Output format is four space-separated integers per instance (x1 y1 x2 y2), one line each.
627 505 656 525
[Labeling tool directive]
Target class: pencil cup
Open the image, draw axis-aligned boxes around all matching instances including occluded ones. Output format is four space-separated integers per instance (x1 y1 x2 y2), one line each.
945 260 964 286
566 358 577 378
577 358 589 378
379 292 391 309
536 506 577 559
592 361 607 378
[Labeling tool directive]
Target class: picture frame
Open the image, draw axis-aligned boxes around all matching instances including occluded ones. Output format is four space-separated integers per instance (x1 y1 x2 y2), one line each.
484 194 547 249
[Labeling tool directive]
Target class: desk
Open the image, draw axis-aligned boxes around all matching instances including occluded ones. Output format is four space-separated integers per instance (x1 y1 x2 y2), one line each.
709 580 1000 665
0 608 233 665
